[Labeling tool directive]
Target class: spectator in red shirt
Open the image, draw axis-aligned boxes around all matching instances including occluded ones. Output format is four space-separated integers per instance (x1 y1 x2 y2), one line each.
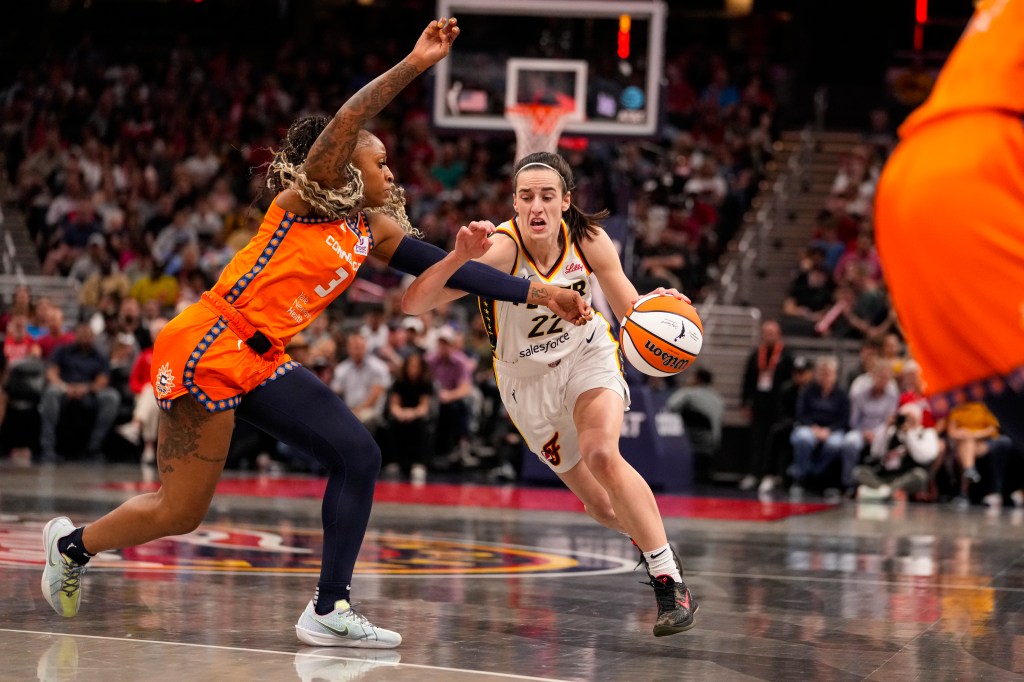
117 317 168 470
3 314 41 366
37 307 76 359
834 231 883 283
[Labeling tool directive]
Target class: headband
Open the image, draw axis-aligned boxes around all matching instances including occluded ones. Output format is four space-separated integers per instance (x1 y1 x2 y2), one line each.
513 162 567 190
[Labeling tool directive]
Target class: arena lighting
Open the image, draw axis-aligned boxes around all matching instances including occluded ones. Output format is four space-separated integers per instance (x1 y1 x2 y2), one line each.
617 13 631 60
724 0 754 16
915 0 928 23
914 0 927 50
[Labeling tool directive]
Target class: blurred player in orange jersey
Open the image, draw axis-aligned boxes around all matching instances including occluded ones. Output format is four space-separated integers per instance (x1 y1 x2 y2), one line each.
875 0 1024 444
39 17 589 647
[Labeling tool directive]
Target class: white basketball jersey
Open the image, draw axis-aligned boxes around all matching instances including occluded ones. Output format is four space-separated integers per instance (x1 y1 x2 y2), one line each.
479 218 605 367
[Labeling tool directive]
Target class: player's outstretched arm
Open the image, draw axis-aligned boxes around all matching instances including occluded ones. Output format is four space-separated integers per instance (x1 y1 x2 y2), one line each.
399 221 591 324
303 17 459 189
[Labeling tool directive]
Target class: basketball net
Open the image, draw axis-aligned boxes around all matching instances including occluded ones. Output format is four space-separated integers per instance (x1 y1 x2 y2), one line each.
506 103 576 162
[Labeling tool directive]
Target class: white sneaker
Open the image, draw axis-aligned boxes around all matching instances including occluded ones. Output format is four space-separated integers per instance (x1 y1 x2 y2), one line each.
489 462 518 483
295 600 402 648
738 475 758 491
41 517 86 617
116 422 141 445
857 484 892 503
294 648 401 682
757 476 779 494
823 488 843 503
410 464 427 485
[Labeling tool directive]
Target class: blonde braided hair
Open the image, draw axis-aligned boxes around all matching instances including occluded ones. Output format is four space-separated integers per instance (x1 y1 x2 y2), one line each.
266 117 417 235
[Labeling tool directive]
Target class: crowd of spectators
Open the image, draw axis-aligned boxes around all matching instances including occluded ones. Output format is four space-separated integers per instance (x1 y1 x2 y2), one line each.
738 84 1024 508
0 23 780 478
780 111 898 342
737 320 1024 509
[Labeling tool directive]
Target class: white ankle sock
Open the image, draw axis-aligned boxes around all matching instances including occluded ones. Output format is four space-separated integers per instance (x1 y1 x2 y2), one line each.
643 543 681 581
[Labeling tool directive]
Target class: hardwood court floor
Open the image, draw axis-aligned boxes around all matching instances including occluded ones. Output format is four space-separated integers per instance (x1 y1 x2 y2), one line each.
1 463 1022 681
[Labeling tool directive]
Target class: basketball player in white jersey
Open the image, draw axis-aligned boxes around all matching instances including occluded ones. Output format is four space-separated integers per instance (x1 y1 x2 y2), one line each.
403 151 698 636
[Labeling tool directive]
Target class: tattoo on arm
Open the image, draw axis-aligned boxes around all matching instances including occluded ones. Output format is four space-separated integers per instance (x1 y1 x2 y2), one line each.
304 61 422 188
528 284 550 302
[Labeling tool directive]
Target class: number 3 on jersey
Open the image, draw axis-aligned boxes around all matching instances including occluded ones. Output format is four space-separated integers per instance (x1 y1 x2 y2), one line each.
314 265 351 298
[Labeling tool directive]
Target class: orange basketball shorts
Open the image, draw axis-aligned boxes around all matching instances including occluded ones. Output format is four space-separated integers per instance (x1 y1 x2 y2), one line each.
150 296 296 412
875 110 1024 411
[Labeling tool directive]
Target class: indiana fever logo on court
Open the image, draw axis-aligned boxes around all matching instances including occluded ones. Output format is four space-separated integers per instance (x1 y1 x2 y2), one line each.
1 520 628 576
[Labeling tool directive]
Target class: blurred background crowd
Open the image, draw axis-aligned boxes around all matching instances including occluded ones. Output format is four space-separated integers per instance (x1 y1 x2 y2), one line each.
0 0 1020 509
0 1 779 484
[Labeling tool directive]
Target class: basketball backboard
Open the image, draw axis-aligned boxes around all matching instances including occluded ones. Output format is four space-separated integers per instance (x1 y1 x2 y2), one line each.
433 0 666 136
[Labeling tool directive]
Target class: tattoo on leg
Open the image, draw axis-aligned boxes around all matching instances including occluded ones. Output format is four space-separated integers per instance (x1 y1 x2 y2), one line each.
157 397 227 473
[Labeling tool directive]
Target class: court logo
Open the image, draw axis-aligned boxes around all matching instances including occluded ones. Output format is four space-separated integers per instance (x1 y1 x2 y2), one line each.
3 521 628 576
541 432 562 466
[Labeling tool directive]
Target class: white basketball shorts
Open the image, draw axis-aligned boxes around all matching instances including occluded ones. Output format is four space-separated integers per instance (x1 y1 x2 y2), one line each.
494 327 630 474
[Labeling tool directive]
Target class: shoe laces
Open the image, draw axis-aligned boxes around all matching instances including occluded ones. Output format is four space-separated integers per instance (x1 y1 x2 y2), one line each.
60 558 85 597
646 576 680 613
340 604 372 627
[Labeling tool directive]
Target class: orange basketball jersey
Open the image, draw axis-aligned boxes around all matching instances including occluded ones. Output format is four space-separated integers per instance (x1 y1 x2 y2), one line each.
150 196 372 410
875 1 1024 411
213 196 373 352
901 0 1024 137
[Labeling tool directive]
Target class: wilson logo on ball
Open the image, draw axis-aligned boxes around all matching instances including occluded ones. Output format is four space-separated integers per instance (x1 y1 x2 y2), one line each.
619 294 703 378
643 340 690 370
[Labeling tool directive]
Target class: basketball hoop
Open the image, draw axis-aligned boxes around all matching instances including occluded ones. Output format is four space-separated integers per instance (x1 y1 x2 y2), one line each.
506 103 577 162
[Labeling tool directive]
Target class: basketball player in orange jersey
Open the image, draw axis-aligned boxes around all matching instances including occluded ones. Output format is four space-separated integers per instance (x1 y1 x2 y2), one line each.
402 151 699 637
40 18 589 647
874 0 1024 443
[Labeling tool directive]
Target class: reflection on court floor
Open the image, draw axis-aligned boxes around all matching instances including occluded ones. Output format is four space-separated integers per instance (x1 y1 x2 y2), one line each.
1 464 1022 681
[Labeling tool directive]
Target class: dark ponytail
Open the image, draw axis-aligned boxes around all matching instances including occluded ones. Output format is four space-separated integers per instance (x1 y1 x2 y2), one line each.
266 116 331 194
512 152 608 243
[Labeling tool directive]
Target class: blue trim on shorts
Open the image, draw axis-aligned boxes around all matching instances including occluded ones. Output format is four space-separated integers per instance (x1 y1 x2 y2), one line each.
174 317 244 413
257 360 301 388
929 364 1024 416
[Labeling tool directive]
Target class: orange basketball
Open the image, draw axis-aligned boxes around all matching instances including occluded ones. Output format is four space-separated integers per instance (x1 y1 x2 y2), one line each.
619 294 703 377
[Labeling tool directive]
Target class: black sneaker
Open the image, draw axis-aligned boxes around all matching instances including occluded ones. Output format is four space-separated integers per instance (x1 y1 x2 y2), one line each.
647 574 699 636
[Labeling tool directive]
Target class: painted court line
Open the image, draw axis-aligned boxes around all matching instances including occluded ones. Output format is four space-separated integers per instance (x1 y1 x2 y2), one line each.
696 569 1024 593
1 629 571 682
